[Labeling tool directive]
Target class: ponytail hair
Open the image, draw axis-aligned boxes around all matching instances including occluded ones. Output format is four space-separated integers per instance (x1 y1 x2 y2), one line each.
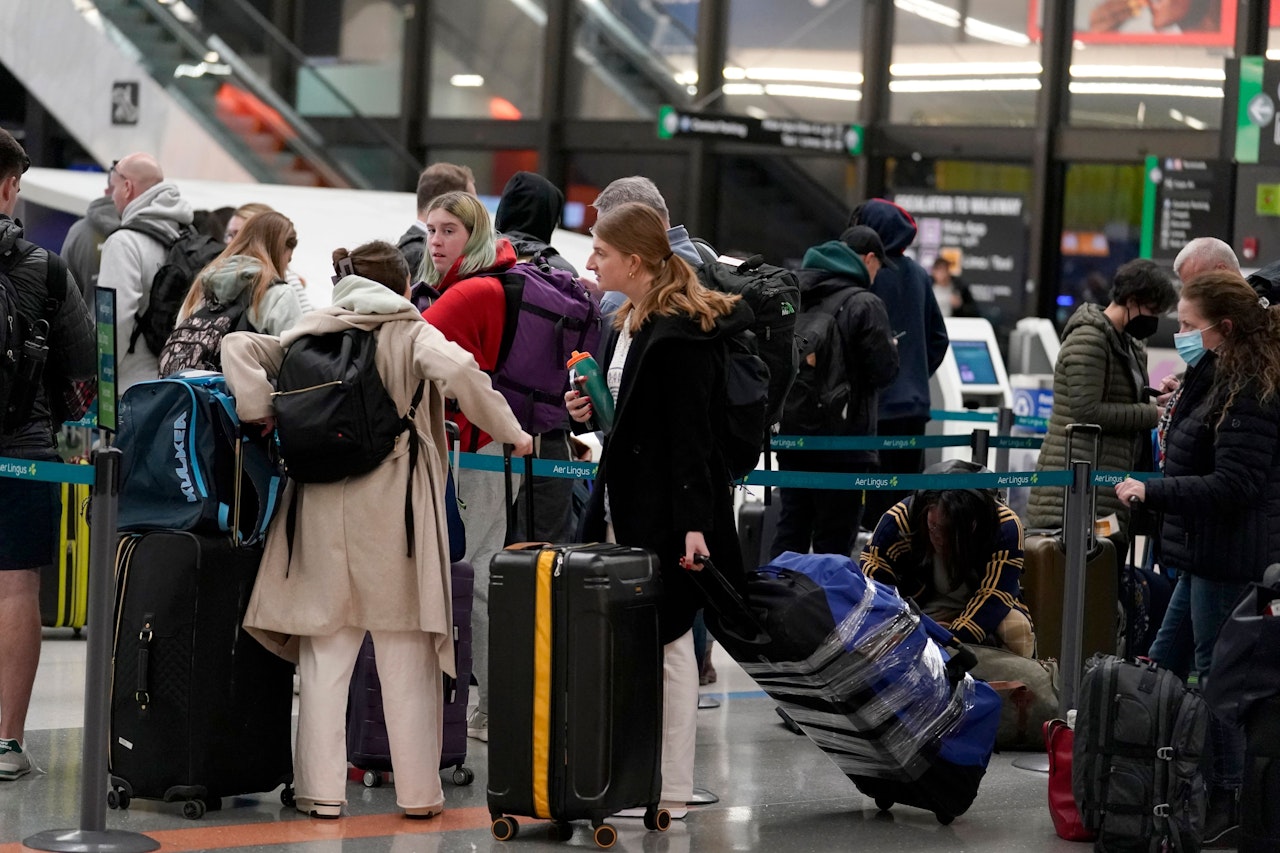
333 241 410 294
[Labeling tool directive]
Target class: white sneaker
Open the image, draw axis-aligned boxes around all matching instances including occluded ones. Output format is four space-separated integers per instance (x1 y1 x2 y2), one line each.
466 708 488 742
0 739 33 781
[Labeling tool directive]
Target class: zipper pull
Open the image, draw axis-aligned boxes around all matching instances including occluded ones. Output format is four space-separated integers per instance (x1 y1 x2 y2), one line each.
553 550 564 578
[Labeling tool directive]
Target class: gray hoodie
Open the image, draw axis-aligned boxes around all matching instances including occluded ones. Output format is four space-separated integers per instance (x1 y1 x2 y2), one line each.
60 195 120 300
98 182 194 391
197 255 303 336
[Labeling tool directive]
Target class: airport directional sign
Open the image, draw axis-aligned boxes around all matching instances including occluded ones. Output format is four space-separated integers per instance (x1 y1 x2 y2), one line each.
657 105 863 156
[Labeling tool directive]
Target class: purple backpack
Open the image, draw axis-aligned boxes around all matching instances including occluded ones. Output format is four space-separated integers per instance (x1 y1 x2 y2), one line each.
492 260 602 436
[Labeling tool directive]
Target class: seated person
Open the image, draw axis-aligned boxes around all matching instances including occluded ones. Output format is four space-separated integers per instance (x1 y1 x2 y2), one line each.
859 460 1035 657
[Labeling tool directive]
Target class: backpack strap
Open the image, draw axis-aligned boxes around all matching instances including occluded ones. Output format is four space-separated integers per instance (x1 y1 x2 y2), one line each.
401 380 426 558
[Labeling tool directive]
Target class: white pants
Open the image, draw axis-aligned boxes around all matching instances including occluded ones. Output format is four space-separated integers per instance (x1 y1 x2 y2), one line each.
296 627 443 811
661 629 698 804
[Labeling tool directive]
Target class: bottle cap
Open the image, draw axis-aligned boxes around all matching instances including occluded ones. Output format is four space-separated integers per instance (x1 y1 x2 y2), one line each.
566 350 593 369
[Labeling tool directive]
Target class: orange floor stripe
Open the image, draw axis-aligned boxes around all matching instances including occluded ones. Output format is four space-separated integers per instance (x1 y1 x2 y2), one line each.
9 806 544 852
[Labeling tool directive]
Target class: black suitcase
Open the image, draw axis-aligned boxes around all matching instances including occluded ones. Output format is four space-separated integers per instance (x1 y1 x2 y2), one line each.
1242 695 1280 853
108 531 294 819
737 488 781 570
486 542 667 848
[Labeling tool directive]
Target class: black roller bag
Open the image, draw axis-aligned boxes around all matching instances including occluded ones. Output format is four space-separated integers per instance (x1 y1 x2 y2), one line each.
108 531 294 819
486 520 667 846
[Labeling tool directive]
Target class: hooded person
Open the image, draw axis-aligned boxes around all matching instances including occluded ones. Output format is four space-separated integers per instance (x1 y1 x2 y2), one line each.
494 171 577 275
770 235 899 559
847 200 951 523
60 193 121 300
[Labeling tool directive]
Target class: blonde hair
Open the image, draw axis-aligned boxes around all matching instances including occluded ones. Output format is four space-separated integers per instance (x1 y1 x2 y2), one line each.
419 191 497 286
592 203 737 332
179 210 296 318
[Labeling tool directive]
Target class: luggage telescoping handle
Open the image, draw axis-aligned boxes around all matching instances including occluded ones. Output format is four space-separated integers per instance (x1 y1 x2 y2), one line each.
689 554 772 649
445 421 460 480
502 443 536 544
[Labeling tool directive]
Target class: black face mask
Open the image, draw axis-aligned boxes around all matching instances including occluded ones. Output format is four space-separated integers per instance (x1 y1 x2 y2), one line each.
1124 312 1159 340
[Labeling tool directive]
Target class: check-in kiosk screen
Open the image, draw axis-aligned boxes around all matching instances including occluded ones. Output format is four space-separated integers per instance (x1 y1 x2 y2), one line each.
953 340 998 385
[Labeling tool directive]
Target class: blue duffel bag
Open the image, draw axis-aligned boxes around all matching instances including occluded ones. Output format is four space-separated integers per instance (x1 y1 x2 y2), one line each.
116 370 285 546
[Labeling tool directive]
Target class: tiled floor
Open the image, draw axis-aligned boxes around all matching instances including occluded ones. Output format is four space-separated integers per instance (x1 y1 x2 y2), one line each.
4 628 1083 853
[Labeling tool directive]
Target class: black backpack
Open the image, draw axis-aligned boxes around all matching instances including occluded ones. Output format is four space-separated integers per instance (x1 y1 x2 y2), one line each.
693 240 799 426
717 328 771 481
781 290 856 435
272 328 422 484
158 290 257 377
1073 654 1209 853
123 224 226 356
0 241 68 433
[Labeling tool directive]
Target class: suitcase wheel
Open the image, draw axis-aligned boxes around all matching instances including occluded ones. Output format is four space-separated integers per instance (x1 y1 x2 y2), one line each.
362 770 384 788
451 765 475 786
280 786 295 808
546 821 574 842
182 800 206 820
491 815 520 842
106 788 130 810
935 812 955 826
644 807 671 831
874 797 893 813
592 823 617 849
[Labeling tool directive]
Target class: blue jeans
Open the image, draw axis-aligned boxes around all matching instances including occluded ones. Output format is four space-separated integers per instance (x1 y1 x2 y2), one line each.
1148 573 1248 787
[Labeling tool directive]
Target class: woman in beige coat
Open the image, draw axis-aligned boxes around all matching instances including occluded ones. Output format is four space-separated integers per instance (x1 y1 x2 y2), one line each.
221 241 532 821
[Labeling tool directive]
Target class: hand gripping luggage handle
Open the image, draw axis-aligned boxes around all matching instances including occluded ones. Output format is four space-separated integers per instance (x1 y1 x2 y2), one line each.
503 444 536 544
690 555 772 649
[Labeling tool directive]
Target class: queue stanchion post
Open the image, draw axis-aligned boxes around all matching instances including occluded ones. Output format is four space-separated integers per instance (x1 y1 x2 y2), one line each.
969 428 990 467
994 407 1014 473
1057 458 1093 717
25 447 160 853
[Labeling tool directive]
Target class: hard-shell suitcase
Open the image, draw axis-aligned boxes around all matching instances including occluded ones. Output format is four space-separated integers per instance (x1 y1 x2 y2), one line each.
40 478 90 631
737 487 780 570
1241 695 1280 853
694 551 1001 825
1021 532 1118 661
346 558 476 787
108 531 294 819
486 543 667 848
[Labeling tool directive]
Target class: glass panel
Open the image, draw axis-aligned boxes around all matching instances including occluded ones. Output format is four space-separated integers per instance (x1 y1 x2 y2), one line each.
889 0 1040 126
427 148 541 199
429 0 546 119
722 0 863 125
562 152 691 230
1056 162 1145 326
568 0 697 120
1063 1 1228 129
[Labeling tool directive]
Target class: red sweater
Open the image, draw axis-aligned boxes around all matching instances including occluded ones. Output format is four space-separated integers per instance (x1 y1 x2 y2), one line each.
422 239 516 450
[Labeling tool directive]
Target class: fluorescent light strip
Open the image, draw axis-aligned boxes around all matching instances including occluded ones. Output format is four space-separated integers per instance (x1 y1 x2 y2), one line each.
1169 108 1208 130
450 74 485 87
1070 64 1225 81
1069 82 1223 98
724 66 864 85
963 18 1031 46
895 0 959 27
890 61 1043 77
722 82 862 102
889 78 1041 93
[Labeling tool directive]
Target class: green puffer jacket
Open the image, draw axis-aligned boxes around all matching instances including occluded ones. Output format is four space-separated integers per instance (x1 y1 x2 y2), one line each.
1027 303 1157 533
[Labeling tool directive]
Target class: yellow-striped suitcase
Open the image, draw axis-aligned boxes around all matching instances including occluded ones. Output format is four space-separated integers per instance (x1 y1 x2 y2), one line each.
40 479 90 630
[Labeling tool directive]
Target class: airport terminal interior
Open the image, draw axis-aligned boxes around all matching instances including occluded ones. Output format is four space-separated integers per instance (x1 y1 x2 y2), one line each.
3 0 1280 851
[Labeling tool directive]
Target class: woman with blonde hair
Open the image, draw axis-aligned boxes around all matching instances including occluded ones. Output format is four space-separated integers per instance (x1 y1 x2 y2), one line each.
225 202 311 310
1117 270 1280 845
565 201 751 820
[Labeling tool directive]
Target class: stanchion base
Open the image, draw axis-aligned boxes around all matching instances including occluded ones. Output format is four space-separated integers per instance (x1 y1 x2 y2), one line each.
23 828 160 853
1011 754 1050 774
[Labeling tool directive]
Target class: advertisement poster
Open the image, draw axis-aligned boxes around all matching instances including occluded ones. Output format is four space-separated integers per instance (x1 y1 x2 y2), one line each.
892 190 1028 334
1028 0 1238 47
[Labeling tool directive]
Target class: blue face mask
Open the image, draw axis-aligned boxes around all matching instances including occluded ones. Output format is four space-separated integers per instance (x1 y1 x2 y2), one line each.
1174 322 1217 367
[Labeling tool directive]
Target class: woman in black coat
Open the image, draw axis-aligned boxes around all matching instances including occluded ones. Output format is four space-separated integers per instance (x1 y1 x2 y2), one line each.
1116 271 1280 845
566 202 748 820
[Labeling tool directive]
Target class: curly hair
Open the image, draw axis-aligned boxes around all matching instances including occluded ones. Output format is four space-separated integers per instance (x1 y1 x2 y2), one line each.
592 203 737 332
1182 270 1280 424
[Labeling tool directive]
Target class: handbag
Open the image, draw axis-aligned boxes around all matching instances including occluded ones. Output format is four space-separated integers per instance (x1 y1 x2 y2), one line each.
1044 719 1095 842
1205 563 1280 728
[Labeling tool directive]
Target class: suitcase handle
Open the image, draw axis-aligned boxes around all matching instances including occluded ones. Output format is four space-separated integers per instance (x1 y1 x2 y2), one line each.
689 555 772 648
503 444 536 544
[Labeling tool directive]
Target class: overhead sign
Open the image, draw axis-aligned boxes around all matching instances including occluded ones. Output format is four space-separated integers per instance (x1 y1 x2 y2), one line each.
657 105 863 155
1140 156 1227 264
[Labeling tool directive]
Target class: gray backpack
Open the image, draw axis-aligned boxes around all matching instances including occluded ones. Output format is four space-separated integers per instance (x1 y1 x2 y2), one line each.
1073 654 1209 853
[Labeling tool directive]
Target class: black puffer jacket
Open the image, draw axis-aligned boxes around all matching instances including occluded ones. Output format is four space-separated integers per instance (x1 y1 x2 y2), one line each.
1143 352 1280 583
0 215 96 452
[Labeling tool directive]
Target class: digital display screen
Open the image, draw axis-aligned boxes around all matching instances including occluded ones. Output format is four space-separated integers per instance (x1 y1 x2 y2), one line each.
952 340 998 385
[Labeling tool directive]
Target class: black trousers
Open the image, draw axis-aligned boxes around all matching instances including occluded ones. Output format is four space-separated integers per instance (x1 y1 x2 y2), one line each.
770 484 865 559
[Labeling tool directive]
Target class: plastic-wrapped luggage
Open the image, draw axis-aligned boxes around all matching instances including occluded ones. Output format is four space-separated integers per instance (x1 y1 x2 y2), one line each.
695 551 1001 824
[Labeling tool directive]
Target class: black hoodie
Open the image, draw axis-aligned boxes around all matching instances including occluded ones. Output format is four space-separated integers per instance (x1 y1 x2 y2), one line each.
495 171 577 275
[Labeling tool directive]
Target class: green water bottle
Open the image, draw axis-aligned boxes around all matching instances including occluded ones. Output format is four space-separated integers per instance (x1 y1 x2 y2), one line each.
567 350 614 432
